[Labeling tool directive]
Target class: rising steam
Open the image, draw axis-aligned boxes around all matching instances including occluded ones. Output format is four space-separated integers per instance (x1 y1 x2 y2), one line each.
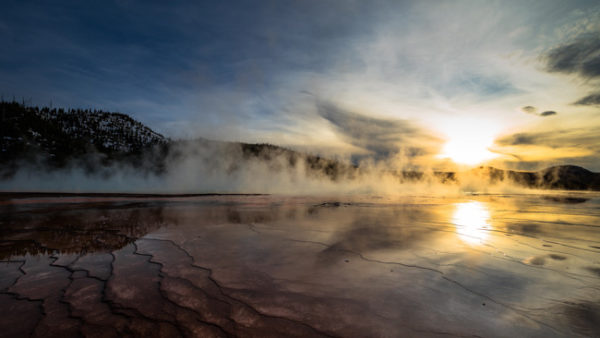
0 137 558 196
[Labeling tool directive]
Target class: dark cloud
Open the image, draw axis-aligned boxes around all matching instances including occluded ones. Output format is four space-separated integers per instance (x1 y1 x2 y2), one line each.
317 102 440 160
496 128 600 149
573 93 600 106
520 106 557 117
520 106 537 114
545 33 600 78
545 33 600 111
497 133 539 146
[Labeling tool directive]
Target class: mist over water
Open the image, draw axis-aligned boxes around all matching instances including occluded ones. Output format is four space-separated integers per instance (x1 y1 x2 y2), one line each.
0 139 553 195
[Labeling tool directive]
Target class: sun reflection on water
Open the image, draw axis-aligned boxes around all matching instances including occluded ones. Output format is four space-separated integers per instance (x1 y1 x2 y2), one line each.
452 201 491 245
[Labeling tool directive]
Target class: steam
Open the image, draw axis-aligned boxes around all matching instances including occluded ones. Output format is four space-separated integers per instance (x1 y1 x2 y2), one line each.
0 137 556 195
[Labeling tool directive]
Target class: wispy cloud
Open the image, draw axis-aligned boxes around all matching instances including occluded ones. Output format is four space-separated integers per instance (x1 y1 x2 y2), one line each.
545 34 600 79
493 127 600 168
317 102 441 162
497 127 600 148
543 32 600 108
573 93 600 105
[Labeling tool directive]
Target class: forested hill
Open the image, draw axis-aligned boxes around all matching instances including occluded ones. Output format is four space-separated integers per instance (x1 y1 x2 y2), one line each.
1 101 168 172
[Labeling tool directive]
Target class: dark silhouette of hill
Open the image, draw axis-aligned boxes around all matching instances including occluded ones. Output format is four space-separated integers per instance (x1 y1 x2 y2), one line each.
1 100 169 175
2 101 599 191
464 165 600 191
538 165 600 190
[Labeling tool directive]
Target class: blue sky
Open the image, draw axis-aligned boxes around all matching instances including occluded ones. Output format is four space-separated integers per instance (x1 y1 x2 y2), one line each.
2 0 600 169
1 1 381 129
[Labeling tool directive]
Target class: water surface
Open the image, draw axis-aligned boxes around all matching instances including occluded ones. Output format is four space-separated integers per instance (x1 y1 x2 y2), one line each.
1 193 600 337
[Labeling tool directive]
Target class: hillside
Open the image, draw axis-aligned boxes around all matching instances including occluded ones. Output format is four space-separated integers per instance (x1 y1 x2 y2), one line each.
1 101 600 191
1 101 169 175
465 165 600 191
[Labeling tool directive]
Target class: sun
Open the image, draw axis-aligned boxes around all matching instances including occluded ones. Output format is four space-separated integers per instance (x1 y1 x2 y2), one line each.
436 118 500 166
439 138 498 165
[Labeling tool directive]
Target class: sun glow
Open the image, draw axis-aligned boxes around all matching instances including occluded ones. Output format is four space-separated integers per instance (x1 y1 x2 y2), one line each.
437 118 500 166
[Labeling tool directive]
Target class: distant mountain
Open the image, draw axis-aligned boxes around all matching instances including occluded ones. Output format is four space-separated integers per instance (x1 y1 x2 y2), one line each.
462 165 600 191
2 101 600 190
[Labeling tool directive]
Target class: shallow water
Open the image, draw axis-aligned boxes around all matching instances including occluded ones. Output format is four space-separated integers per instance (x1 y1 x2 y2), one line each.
1 193 600 337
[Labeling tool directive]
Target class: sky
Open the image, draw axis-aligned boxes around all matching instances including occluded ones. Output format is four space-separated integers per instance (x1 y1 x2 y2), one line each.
2 0 600 170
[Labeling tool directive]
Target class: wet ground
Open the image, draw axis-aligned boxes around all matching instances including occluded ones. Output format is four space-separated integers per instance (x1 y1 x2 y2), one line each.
1 193 600 337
